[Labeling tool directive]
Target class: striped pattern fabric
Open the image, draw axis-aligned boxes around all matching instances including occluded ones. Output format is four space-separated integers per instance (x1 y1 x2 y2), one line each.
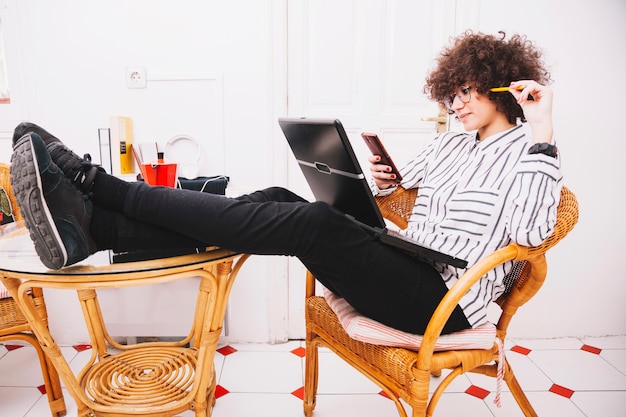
323 288 496 351
0 284 8 299
373 125 562 329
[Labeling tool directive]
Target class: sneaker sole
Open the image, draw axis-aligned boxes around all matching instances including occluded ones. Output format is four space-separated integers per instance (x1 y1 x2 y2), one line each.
10 137 68 269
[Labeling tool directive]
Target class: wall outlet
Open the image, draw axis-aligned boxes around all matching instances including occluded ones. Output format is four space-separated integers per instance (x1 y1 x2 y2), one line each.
126 66 147 89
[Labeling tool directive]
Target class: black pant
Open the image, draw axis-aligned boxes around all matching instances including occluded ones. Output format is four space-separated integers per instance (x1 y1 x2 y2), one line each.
92 183 470 335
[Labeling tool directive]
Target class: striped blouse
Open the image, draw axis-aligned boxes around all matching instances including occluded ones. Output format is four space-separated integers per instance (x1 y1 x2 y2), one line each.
373 124 562 328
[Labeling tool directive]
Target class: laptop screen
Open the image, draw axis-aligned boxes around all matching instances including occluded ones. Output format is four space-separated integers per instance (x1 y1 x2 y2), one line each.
279 117 385 228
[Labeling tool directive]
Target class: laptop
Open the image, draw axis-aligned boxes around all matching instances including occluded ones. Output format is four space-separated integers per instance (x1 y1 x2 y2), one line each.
278 117 468 269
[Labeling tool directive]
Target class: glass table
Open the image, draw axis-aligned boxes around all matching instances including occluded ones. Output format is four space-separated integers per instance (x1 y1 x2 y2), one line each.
0 232 250 417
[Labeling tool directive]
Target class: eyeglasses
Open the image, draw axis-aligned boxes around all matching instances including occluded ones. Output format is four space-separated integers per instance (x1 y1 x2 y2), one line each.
445 86 472 110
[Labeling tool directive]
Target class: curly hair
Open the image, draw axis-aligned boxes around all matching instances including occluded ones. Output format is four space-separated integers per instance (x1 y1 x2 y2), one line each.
424 31 551 123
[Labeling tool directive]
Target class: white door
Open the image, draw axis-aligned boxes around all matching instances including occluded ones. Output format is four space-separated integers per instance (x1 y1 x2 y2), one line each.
285 0 460 337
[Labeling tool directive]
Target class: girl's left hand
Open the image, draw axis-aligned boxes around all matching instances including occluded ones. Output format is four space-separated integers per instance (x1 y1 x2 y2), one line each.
509 80 554 143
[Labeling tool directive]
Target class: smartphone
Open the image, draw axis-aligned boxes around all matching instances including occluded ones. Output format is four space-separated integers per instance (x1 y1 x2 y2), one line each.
361 132 402 182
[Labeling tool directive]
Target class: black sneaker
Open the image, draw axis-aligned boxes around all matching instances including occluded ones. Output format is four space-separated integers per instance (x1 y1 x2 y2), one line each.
13 122 101 194
13 122 61 147
10 133 97 269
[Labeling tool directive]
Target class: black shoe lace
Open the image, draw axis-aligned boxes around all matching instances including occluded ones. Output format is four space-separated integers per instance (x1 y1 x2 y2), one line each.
48 144 101 194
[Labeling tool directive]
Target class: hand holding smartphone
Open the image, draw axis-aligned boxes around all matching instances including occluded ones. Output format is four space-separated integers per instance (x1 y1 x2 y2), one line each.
361 132 402 182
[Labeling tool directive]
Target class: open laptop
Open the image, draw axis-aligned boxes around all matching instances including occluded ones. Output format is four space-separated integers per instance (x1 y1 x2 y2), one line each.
278 117 468 269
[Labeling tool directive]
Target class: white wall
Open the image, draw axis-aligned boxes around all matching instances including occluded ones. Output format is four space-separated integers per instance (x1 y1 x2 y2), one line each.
474 0 626 338
1 0 285 188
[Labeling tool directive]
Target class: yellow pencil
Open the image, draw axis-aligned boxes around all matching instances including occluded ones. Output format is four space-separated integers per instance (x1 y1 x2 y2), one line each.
490 86 525 92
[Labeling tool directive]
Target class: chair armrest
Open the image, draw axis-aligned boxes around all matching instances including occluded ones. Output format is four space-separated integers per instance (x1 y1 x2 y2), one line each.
527 186 579 258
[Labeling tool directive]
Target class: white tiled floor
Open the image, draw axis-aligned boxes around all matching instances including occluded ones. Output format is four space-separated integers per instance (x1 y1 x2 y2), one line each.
1 336 625 417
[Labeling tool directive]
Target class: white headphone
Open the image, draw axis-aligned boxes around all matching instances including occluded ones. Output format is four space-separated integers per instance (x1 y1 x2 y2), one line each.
164 134 201 179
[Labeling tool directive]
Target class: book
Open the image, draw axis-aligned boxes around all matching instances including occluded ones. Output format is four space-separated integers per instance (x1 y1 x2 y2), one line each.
97 128 112 173
132 142 160 165
109 116 135 175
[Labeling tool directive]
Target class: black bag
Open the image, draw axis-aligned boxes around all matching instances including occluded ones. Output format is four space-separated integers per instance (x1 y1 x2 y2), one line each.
176 175 229 195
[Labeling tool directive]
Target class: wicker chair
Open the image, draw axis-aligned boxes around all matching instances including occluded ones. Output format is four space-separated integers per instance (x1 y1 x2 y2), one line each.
304 185 579 417
0 163 66 417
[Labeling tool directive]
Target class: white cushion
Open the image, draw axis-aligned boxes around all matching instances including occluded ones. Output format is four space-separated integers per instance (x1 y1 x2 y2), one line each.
0 282 9 299
323 288 496 351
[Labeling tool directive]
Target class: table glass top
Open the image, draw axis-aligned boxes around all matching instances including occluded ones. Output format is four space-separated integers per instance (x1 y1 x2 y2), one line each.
0 230 236 276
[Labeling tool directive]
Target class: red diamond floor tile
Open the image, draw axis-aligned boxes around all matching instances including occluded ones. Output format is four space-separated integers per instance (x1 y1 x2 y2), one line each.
291 346 306 357
5 344 23 351
549 383 575 398
291 386 305 399
510 345 532 355
216 345 237 356
465 385 490 400
214 385 229 399
73 344 92 352
379 390 399 400
581 344 602 354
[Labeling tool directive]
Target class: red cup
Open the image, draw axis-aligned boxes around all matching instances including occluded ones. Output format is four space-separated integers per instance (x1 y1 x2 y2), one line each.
140 162 178 188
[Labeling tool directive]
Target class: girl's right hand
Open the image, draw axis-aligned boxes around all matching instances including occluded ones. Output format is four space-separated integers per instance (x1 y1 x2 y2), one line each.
368 155 399 189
